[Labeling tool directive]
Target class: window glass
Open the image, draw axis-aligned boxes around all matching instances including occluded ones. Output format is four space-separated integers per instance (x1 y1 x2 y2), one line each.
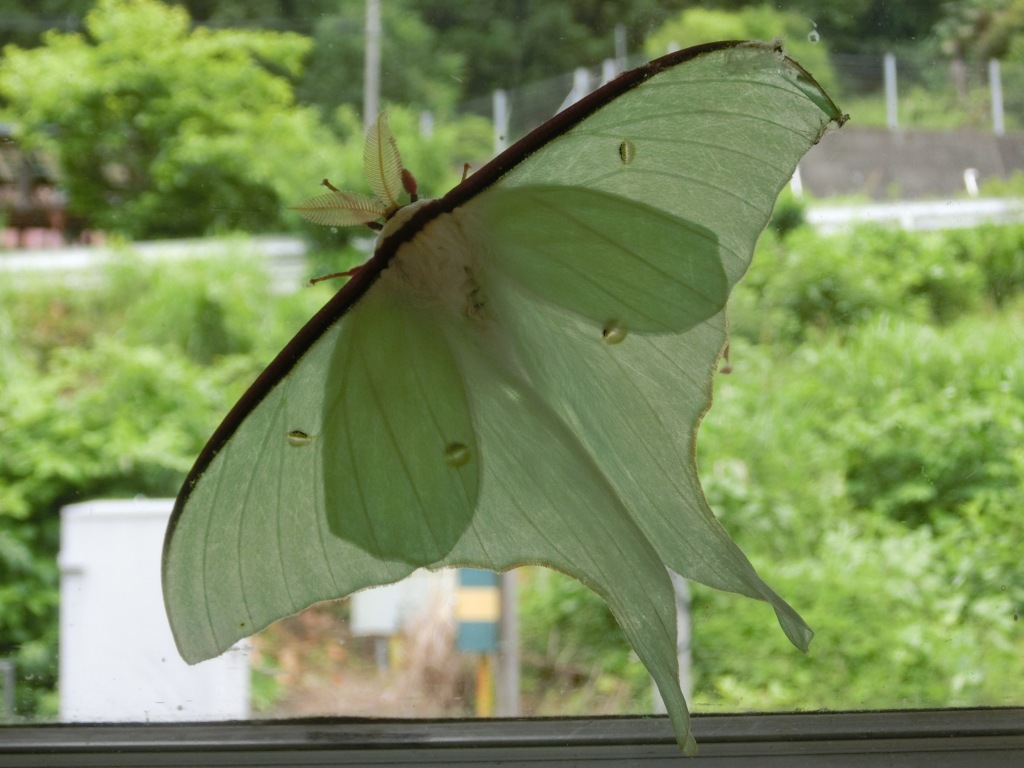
0 0 1021 729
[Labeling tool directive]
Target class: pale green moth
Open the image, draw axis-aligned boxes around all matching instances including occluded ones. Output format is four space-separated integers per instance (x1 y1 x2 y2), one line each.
163 41 845 753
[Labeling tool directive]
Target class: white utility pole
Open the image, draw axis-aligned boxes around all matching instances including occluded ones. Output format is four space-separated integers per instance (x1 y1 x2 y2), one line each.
363 0 381 129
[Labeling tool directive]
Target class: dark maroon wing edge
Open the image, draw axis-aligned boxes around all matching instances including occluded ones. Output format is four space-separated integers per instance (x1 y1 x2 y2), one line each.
162 40 828 548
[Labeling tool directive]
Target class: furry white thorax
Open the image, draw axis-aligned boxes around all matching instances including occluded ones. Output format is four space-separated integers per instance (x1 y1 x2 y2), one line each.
376 199 485 321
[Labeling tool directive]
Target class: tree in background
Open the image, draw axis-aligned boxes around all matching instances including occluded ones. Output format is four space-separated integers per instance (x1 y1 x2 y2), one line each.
0 245 335 716
295 0 699 118
0 0 336 49
0 0 339 238
178 0 335 32
0 0 993 128
935 0 1024 61
633 0 946 54
644 5 837 94
0 0 91 49
413 0 692 99
300 0 466 117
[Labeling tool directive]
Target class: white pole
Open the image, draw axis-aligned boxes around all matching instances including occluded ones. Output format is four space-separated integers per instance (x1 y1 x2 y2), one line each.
989 58 1005 136
497 572 520 716
614 23 627 72
557 67 591 113
419 110 434 138
601 58 618 85
884 52 898 130
493 89 509 155
791 166 804 199
363 0 381 130
0 659 13 721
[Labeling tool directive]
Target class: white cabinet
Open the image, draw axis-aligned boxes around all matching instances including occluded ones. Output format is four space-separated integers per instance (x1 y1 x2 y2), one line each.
59 499 249 722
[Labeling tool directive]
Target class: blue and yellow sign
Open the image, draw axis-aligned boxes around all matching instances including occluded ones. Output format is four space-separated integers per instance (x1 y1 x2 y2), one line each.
455 569 499 653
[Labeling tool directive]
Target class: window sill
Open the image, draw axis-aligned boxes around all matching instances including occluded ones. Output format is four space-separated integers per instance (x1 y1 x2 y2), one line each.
3 707 1022 766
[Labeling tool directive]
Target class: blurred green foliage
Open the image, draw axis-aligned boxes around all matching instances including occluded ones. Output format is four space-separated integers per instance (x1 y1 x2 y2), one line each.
0 0 340 238
0 0 494 241
520 220 1024 715
692 304 1024 711
0 0 1018 137
3 206 1023 722
730 222 1016 342
644 5 839 95
1 0 1022 240
518 568 652 716
299 0 467 117
4 220 1023 719
0 0 956 80
0 247 334 716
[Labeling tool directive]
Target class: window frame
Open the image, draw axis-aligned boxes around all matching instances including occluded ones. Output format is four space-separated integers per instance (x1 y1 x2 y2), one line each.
2 708 1023 766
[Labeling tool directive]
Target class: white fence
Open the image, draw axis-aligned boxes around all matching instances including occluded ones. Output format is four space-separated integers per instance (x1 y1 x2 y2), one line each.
806 197 1024 234
461 51 1024 155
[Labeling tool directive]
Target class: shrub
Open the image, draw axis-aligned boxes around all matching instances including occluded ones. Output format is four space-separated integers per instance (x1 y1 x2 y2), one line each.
0 247 325 717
